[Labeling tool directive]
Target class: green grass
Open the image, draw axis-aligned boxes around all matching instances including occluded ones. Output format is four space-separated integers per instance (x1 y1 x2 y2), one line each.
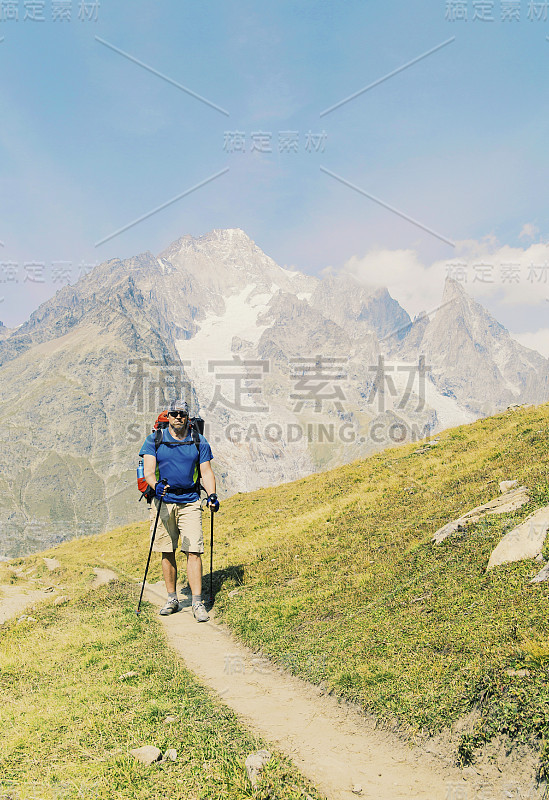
2 402 549 788
0 581 323 800
209 404 549 778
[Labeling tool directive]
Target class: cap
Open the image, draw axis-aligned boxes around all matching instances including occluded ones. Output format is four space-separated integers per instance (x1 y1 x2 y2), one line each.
167 399 190 415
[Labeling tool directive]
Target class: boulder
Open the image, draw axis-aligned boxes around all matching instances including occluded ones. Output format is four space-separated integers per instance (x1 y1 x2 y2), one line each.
530 562 549 584
487 505 549 569
433 486 530 544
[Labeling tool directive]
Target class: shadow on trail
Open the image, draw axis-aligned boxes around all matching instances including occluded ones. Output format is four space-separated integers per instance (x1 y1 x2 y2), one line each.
205 564 245 606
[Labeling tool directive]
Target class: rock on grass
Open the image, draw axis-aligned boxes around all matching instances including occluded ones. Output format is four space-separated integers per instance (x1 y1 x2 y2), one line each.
245 749 271 787
130 745 162 765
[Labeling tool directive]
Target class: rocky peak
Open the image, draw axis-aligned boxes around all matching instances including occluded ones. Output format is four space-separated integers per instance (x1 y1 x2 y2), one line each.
311 273 411 344
201 227 252 244
440 275 466 304
408 276 549 414
256 291 352 365
158 228 315 301
430 276 506 342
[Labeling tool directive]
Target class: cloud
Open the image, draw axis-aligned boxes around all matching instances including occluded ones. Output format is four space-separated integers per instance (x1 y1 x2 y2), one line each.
446 241 549 307
511 328 549 359
519 223 539 241
341 238 549 318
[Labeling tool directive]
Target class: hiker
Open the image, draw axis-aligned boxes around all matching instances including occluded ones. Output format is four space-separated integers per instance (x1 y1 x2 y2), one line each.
140 400 219 622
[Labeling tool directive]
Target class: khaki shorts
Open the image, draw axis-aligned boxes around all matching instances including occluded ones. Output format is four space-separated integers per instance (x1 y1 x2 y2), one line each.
149 498 204 553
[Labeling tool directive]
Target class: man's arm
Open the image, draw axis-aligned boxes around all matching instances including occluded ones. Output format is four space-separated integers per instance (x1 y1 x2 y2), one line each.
200 460 216 496
143 454 158 490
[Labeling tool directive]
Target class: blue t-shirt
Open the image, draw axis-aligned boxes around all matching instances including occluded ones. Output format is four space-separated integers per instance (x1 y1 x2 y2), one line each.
139 428 213 504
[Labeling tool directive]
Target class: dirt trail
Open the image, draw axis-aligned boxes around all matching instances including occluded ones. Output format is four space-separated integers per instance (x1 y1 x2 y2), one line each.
0 584 49 624
1 570 542 799
91 567 118 588
144 582 542 800
0 566 118 624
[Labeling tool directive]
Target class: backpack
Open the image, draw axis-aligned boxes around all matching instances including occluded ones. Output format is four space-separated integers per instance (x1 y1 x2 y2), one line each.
137 412 206 503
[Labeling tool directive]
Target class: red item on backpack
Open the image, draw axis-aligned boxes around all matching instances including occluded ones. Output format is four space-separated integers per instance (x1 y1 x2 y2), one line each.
137 411 169 500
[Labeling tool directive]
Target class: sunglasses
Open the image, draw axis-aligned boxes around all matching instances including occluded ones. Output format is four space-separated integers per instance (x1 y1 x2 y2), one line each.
168 411 188 419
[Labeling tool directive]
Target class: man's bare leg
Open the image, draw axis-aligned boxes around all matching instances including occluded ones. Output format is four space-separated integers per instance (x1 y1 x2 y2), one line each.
162 551 177 593
158 551 180 615
185 552 202 596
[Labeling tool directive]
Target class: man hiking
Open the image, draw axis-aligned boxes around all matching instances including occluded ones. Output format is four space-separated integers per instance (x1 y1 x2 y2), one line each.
140 400 219 622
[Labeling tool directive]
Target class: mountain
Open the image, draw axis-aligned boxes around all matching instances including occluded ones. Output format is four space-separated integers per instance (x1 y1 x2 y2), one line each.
0 263 184 556
310 273 411 342
159 228 315 302
0 228 547 557
396 277 549 417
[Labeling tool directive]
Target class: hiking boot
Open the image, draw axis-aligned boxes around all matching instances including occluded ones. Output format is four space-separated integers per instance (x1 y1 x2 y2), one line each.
159 598 180 616
192 601 210 622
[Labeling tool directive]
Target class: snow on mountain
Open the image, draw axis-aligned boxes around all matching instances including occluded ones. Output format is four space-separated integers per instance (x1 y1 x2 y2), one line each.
389 363 478 432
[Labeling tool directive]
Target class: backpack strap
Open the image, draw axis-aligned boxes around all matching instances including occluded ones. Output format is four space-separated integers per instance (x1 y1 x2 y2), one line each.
154 427 163 452
190 423 206 496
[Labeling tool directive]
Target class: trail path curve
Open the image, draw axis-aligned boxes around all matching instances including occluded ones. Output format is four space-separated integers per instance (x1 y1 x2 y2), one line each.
144 582 541 800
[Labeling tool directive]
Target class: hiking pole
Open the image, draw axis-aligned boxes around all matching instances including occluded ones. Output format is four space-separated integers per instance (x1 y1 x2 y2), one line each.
209 507 214 603
136 480 168 615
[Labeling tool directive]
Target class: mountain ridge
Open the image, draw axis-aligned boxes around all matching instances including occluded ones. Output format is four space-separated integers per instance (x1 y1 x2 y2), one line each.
1 228 547 557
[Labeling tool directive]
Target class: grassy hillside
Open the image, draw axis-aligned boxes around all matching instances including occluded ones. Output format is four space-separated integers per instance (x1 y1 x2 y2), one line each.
2 402 549 791
0 579 323 800
214 403 549 776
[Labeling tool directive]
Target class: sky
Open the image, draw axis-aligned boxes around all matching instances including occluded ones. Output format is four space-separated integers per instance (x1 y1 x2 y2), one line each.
1 0 548 354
